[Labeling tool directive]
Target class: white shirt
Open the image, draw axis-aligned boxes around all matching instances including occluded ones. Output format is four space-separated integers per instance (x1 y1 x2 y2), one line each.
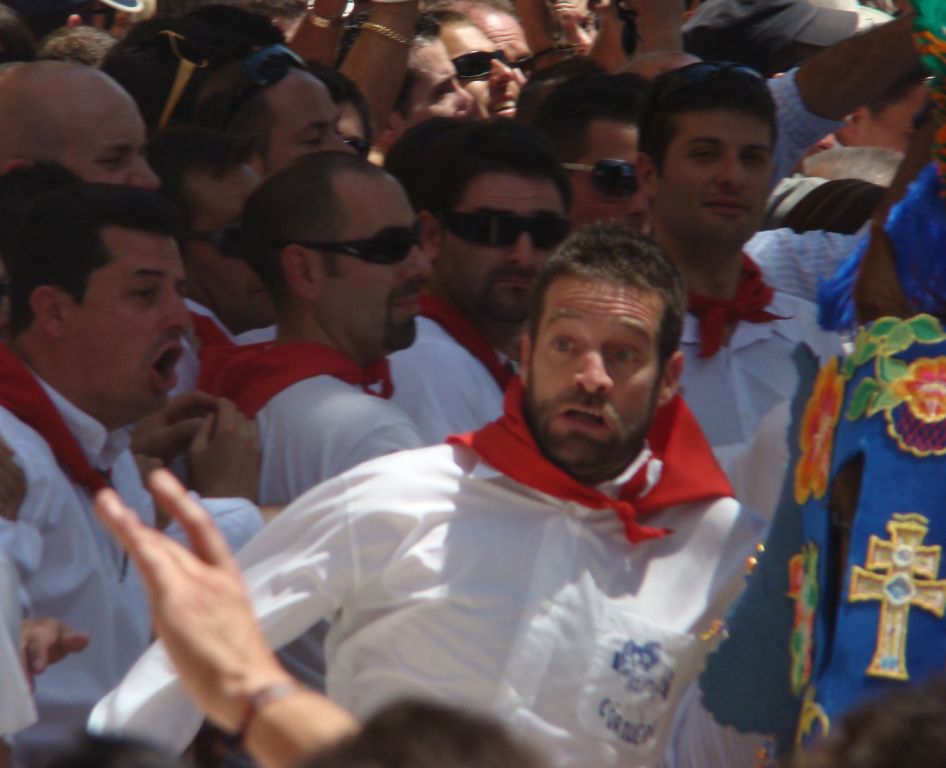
0 378 262 759
91 444 765 767
257 375 423 505
768 69 842 186
389 317 505 445
0 554 34 741
0 384 154 759
681 290 840 453
746 227 863 303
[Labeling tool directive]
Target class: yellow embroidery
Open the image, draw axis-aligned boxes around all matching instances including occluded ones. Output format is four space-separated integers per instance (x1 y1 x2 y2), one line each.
795 686 829 747
849 513 946 680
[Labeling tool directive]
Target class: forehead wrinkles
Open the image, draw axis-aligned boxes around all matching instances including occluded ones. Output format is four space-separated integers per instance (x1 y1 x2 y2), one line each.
544 279 661 328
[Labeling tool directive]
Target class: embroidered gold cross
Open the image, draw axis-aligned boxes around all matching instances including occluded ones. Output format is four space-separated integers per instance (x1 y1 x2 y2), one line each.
849 513 946 680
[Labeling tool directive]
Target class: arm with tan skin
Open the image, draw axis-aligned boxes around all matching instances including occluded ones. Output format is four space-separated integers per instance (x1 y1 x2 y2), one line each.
187 398 261 503
587 0 625 72
854 111 935 323
513 0 571 71
19 618 89 690
339 1 419 137
289 0 350 67
794 11 920 120
94 471 358 768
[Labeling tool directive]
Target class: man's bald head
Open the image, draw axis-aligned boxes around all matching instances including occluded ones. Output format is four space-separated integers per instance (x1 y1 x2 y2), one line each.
0 61 158 189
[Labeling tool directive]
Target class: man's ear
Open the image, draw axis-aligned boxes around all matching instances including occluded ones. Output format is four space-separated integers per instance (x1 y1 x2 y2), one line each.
519 333 532 386
419 210 443 260
279 244 325 302
656 350 684 408
29 286 74 340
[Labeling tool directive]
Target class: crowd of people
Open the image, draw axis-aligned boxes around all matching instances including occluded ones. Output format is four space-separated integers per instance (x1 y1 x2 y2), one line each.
0 0 943 766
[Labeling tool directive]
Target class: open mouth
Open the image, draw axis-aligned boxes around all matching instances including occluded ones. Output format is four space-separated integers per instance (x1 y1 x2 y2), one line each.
561 407 608 428
149 344 182 391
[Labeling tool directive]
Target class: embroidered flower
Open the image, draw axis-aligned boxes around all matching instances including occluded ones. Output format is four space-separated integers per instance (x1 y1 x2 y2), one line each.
886 357 946 457
788 545 819 696
891 357 946 422
794 358 844 504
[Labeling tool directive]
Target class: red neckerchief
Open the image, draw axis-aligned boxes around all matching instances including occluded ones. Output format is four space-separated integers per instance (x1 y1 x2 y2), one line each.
190 311 235 352
198 341 393 418
0 344 109 494
419 294 513 391
447 377 733 545
687 254 786 358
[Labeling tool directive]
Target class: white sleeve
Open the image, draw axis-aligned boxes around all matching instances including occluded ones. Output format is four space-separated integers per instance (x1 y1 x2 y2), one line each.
769 69 843 186
0 556 35 739
164 496 264 554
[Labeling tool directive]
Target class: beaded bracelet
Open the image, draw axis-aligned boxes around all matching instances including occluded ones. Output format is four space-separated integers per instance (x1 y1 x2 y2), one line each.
238 680 307 745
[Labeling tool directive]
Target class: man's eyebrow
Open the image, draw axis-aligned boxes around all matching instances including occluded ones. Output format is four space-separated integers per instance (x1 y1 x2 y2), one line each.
685 136 771 153
130 268 169 279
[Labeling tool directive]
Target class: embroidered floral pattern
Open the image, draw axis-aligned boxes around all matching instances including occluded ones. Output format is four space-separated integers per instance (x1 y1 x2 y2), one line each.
795 358 844 504
788 545 819 696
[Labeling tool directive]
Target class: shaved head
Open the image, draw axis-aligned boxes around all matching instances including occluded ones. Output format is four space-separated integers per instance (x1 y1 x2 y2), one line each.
0 62 158 188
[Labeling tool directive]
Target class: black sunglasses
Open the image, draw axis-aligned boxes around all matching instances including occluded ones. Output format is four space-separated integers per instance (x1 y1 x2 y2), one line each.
440 211 570 250
0 278 8 302
452 49 529 80
223 44 307 129
276 221 420 265
181 221 242 258
654 61 766 102
562 158 638 199
345 135 371 159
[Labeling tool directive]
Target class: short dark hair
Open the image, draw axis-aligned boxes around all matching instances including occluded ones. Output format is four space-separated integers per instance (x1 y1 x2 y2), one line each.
0 2 36 65
102 12 281 133
415 119 570 214
392 13 442 119
239 151 391 303
307 62 374 145
529 73 649 163
147 126 252 224
515 55 606 124
638 63 777 172
804 676 946 768
0 161 80 273
302 700 545 768
9 183 181 336
528 224 685 365
35 733 184 768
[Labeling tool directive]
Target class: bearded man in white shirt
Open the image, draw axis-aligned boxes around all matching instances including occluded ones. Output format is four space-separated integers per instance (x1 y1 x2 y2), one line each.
94 224 764 768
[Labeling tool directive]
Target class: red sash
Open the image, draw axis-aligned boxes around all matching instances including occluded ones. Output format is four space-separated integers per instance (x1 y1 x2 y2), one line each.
0 344 109 494
419 294 513 391
199 341 393 418
687 255 786 358
189 311 234 352
448 377 732 545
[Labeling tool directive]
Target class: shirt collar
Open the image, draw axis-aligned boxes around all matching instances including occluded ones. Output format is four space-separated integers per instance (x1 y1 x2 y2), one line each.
36 376 130 472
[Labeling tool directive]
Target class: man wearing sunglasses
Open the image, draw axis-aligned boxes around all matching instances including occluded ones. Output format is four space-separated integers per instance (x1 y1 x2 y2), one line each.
531 72 651 233
388 120 570 444
435 10 526 118
193 43 352 176
147 129 275 346
377 15 478 156
200 151 428 511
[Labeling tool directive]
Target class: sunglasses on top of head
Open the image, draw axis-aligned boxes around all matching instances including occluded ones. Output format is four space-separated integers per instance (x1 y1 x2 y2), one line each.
440 211 570 249
451 50 532 80
275 221 421 266
222 44 308 129
562 158 638 199
654 61 766 102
